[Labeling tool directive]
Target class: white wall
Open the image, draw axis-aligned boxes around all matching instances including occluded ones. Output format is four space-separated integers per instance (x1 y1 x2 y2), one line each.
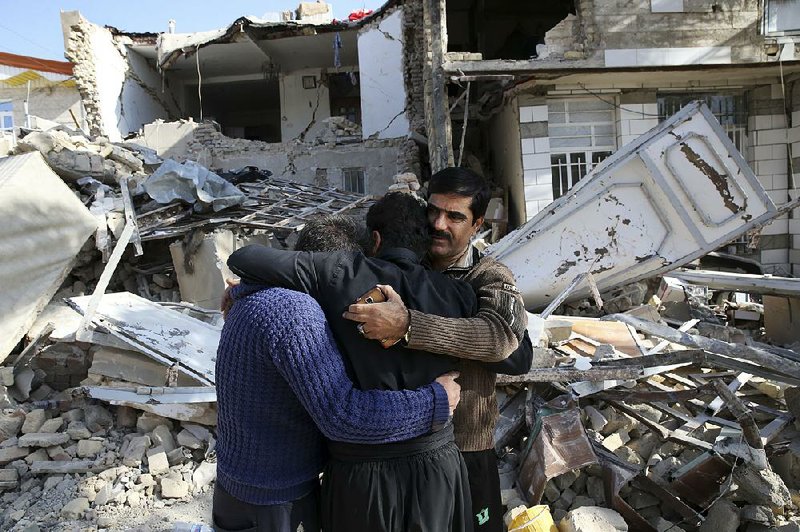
358 9 409 139
279 68 331 141
90 24 171 141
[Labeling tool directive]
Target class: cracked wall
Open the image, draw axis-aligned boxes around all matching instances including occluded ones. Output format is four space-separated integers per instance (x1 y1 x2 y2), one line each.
62 11 179 141
280 68 332 141
358 8 410 139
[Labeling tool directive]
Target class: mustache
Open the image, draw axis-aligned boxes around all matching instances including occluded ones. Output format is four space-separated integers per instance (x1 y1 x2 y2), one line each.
431 230 452 241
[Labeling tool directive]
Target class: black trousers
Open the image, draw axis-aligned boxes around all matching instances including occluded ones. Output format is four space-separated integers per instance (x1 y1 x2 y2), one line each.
462 450 503 532
321 425 473 532
212 483 320 532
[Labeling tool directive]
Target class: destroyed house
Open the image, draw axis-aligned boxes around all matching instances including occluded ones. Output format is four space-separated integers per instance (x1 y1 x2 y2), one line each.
60 1 424 196
0 52 83 154
417 0 800 277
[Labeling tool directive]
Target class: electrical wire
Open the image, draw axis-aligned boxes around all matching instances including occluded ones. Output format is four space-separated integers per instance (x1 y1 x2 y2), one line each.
196 45 203 121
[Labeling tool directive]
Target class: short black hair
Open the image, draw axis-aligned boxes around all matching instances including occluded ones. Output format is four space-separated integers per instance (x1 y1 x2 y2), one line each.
428 167 491 221
294 215 365 253
366 192 431 258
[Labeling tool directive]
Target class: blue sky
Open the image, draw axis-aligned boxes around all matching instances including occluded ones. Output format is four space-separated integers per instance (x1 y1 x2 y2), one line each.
0 1 377 61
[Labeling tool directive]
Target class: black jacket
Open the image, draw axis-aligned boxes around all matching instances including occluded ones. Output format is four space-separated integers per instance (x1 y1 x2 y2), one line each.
228 246 478 391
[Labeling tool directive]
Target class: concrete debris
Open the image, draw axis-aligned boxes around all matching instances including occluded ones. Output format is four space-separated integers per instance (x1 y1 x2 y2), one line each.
559 506 628 532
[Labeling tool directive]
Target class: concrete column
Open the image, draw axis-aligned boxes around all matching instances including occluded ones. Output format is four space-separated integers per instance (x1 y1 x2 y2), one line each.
422 0 453 172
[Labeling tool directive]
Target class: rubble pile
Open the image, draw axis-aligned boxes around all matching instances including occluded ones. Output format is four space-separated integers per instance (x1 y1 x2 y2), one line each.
494 273 800 532
0 403 216 530
0 124 373 528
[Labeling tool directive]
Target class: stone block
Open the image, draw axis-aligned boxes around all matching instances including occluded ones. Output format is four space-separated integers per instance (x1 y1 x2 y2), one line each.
601 431 630 452
169 229 238 310
146 446 169 475
38 417 63 434
18 433 70 448
122 435 150 467
151 425 176 453
21 410 46 434
176 429 203 450
0 367 13 386
0 412 24 443
76 439 103 458
0 446 28 465
699 499 739 532
61 497 89 520
137 413 173 433
160 477 189 498
559 506 628 532
66 421 92 440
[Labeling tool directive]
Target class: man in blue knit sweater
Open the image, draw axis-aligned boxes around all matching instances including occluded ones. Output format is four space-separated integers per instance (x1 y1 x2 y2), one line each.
213 217 461 532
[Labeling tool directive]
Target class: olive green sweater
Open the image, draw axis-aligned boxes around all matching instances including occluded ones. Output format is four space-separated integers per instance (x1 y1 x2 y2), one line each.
408 247 528 452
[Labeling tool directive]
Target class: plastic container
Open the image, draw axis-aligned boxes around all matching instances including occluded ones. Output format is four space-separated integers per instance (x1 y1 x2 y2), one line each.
507 505 558 532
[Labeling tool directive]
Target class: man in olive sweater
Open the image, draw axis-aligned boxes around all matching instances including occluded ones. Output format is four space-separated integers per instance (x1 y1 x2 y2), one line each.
345 167 528 532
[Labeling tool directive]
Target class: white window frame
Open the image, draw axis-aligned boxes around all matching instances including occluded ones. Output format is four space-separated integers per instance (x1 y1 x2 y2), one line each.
548 98 616 199
763 0 800 35
0 100 13 133
342 167 365 194
657 92 748 153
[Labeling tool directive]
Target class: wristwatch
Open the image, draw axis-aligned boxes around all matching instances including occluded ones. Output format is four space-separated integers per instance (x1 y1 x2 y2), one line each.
400 311 412 346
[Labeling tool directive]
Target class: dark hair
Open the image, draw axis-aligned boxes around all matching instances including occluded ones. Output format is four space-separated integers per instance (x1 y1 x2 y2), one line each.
428 167 491 221
294 215 365 253
366 192 431 258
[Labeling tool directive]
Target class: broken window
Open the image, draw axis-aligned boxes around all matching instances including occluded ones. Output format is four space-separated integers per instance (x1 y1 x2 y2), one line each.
329 72 361 126
763 0 800 34
184 78 282 142
446 0 576 59
342 167 365 194
548 98 615 199
658 93 747 152
0 101 13 132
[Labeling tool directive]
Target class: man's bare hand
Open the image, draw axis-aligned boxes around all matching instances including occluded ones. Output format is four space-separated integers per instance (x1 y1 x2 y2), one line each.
221 278 240 320
435 371 461 415
342 284 409 344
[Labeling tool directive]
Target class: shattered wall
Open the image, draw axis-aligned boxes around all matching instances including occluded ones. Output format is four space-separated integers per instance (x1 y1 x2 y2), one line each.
279 68 332 141
62 11 178 141
184 122 402 195
358 8 410 139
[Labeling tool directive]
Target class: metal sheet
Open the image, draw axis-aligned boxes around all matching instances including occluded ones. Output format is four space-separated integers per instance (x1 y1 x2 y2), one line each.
489 102 778 310
68 292 221 385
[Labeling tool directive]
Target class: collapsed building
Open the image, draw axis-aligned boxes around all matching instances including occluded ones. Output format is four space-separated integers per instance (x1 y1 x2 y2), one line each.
59 1 426 196
1 0 800 530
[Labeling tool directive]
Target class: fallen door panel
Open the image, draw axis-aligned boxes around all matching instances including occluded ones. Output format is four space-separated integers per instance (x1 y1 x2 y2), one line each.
489 102 777 310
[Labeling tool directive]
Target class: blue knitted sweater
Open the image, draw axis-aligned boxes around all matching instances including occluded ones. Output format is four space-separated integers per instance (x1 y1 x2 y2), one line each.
215 287 450 505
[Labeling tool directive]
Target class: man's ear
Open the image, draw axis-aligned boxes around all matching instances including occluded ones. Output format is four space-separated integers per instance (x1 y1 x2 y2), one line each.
472 216 485 235
371 230 382 256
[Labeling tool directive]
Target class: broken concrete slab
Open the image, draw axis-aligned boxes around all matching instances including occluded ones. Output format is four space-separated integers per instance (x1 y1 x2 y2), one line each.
490 102 781 310
18 433 70 448
68 292 220 385
0 152 98 363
